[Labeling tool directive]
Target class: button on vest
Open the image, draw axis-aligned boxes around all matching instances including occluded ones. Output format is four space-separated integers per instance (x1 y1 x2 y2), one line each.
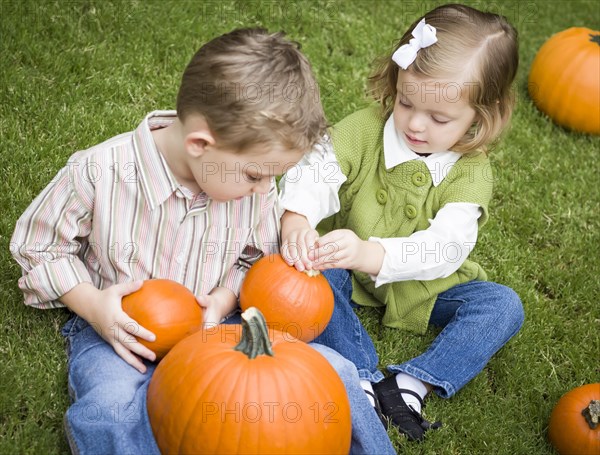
412 171 427 187
404 204 417 219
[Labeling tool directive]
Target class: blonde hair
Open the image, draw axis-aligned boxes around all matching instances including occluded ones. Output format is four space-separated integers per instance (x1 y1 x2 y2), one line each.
369 4 519 152
177 28 327 153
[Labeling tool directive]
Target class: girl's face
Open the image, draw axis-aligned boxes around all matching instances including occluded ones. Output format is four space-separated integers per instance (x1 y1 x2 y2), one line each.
393 70 477 154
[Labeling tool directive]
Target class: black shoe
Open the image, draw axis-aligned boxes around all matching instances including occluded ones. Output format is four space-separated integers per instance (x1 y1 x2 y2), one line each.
364 389 389 430
373 376 442 441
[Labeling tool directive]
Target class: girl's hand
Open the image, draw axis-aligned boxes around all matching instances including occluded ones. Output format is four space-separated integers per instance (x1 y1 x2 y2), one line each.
196 287 237 328
308 229 386 275
84 281 157 373
280 211 319 272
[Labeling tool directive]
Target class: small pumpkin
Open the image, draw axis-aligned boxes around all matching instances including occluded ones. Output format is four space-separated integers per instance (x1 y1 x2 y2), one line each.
239 254 334 342
147 307 351 454
548 383 600 455
121 279 202 360
528 27 600 135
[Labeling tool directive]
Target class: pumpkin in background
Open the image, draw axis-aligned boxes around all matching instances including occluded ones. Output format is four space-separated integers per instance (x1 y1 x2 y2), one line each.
121 279 202 360
548 383 600 455
528 28 600 135
147 307 351 454
239 254 334 342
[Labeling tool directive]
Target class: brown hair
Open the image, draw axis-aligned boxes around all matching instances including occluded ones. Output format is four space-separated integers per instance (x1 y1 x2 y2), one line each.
177 28 327 153
369 4 519 152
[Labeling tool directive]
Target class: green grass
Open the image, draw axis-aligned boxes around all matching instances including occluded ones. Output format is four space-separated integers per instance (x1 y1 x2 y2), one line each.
1 1 599 454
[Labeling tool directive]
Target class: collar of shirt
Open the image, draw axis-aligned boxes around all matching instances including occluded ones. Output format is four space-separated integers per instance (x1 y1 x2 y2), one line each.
133 110 197 210
382 115 461 187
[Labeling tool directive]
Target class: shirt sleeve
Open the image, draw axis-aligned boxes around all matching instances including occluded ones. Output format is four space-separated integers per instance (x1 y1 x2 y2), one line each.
369 202 481 285
219 183 281 297
10 161 94 308
278 134 347 229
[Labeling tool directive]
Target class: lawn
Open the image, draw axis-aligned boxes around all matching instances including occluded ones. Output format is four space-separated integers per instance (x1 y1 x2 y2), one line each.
1 1 599 454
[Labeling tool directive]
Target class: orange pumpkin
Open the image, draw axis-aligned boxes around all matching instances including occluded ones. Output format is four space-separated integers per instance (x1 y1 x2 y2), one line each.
121 279 202 360
548 383 600 455
239 254 334 342
529 28 600 135
147 307 351 454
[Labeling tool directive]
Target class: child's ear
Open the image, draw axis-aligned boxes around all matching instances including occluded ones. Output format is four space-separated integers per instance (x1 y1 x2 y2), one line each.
184 131 216 158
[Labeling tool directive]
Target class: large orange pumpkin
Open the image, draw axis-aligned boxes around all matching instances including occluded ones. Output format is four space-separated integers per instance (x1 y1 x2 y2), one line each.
121 279 202 360
528 28 600 135
239 254 334 342
548 383 600 455
147 307 352 454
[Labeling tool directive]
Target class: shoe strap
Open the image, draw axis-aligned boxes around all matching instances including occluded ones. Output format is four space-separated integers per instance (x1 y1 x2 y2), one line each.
364 389 377 400
394 389 442 431
396 388 424 408
363 389 389 430
364 390 383 412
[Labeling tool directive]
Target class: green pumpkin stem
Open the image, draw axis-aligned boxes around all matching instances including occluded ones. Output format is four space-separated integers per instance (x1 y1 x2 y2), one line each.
234 307 274 359
582 399 600 429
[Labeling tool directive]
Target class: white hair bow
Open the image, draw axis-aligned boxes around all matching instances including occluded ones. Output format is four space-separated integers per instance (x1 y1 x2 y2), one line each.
392 19 438 70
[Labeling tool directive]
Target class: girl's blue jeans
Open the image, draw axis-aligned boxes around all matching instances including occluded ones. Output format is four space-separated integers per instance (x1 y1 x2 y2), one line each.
61 314 395 455
313 268 524 398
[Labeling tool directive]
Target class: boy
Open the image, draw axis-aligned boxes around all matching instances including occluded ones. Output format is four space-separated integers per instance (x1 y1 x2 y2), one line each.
11 28 394 454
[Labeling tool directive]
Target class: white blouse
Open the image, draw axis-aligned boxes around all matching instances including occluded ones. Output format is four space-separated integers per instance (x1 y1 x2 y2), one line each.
279 117 482 286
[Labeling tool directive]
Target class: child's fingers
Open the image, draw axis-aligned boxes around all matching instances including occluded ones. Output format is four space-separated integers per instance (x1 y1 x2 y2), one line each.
309 229 356 264
113 316 157 361
304 230 320 250
313 230 343 248
281 239 313 271
123 338 157 363
128 319 156 343
309 233 343 260
118 312 156 343
202 307 222 327
294 260 307 272
312 260 338 271
309 242 341 265
281 240 301 266
113 343 148 374
195 294 208 308
115 280 144 297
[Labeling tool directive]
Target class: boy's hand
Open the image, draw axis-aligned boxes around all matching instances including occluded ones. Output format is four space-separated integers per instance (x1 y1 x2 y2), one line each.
309 229 385 275
196 287 237 328
61 281 157 374
281 211 319 272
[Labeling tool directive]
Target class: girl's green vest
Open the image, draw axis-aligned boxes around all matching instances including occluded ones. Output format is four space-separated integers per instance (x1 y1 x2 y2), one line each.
318 106 494 333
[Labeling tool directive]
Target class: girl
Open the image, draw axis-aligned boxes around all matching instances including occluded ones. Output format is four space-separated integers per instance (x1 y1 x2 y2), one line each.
280 3 525 442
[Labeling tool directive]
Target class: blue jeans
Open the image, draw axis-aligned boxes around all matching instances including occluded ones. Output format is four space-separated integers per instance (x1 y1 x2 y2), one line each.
61 315 395 455
314 269 524 398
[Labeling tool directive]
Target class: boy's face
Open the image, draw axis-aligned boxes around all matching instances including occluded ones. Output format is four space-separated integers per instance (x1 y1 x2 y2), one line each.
393 70 477 154
191 144 304 202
